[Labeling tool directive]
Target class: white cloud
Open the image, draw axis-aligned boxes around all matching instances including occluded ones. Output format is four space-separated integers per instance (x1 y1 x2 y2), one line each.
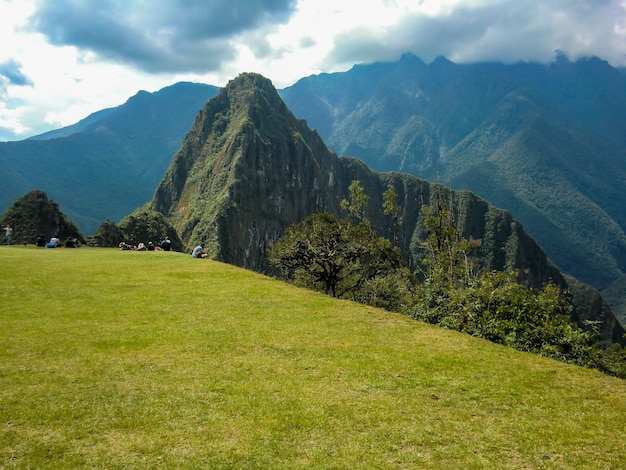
0 0 625 141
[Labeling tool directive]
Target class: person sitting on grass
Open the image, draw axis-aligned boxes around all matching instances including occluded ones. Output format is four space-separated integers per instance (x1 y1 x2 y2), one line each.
46 235 61 248
191 243 208 258
160 236 172 251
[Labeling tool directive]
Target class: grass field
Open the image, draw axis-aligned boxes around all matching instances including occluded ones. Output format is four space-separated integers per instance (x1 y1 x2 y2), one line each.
1 246 625 469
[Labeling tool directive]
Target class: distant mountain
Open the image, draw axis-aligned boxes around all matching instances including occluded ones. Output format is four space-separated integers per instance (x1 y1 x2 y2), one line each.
0 82 218 234
280 53 626 324
27 108 117 141
150 73 625 346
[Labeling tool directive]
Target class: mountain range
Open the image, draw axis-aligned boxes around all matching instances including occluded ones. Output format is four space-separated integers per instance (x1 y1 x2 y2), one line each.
145 73 622 345
1 54 626 326
280 53 626 324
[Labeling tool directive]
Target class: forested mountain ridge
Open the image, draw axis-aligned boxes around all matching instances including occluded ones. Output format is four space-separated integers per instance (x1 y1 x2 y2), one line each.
150 72 625 345
279 53 626 324
0 82 218 233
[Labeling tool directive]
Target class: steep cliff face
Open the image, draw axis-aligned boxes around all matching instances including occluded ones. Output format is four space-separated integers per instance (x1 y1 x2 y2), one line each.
152 73 344 266
151 73 624 344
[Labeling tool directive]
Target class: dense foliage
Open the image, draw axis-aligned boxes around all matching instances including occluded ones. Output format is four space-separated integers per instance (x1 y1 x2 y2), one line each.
409 194 626 376
269 182 415 311
271 181 626 378
92 207 183 251
0 190 84 245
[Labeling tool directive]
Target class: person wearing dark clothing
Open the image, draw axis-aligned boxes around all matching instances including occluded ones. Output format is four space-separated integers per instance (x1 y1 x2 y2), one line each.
160 237 172 251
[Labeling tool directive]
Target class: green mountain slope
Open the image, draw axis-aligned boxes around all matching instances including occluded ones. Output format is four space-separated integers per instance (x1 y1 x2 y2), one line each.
1 247 625 468
280 53 626 323
0 82 218 234
150 73 624 345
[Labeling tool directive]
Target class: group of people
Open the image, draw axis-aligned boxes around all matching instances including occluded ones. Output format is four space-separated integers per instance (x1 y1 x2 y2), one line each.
1 224 81 248
118 237 208 259
119 237 173 251
36 235 79 248
1 226 210 258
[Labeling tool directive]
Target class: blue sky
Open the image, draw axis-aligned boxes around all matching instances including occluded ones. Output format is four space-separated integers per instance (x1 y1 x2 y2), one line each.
1 0 625 141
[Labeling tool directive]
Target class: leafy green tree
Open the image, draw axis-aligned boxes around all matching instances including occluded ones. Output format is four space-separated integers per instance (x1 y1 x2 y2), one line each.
419 190 481 288
341 179 370 225
118 208 183 251
270 181 414 309
270 212 366 297
93 220 124 247
383 183 402 248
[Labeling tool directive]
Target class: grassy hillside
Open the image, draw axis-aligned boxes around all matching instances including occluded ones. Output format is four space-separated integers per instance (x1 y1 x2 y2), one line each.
1 247 625 468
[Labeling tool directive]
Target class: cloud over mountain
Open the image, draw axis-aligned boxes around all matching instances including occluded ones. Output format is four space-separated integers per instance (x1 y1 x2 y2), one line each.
1 0 625 141
327 0 626 66
28 0 298 73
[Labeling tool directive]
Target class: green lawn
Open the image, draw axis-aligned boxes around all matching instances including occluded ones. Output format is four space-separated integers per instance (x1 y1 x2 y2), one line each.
1 246 625 469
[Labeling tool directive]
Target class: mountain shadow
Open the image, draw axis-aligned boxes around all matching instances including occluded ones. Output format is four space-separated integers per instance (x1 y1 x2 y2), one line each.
150 73 625 346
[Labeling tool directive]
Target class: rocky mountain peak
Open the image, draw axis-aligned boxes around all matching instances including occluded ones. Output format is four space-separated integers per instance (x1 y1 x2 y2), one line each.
151 72 341 264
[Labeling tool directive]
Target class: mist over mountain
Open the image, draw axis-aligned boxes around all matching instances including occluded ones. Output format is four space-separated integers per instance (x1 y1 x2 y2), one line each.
149 72 624 346
279 53 626 323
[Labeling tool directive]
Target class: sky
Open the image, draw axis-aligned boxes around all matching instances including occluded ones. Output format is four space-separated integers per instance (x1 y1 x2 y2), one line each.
1 0 626 142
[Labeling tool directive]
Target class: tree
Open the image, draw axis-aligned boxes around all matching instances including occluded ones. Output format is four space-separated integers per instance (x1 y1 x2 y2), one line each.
383 183 402 248
419 190 481 288
269 212 367 297
118 208 183 251
270 181 414 309
92 208 183 250
93 220 124 247
410 192 626 377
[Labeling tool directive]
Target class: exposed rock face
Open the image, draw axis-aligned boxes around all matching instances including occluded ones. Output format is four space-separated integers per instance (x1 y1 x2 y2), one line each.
152 74 344 264
151 73 624 344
